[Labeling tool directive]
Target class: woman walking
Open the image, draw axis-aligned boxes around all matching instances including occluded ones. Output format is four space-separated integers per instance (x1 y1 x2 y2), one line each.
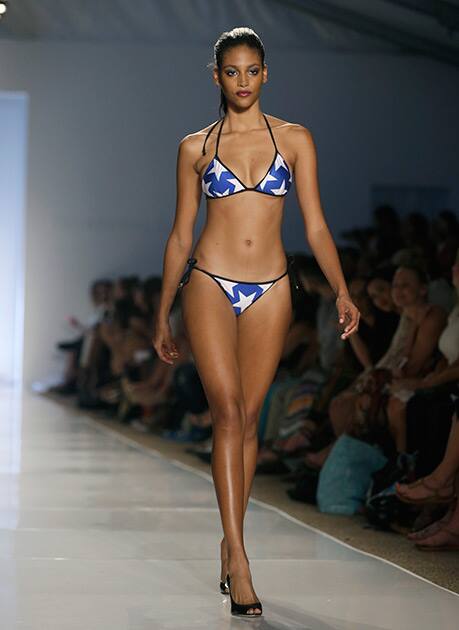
153 27 359 617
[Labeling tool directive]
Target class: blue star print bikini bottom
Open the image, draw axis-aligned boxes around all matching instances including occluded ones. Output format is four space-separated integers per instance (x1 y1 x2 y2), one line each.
178 254 299 317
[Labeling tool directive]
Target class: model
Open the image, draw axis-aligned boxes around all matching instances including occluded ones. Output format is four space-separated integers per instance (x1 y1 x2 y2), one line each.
153 26 360 617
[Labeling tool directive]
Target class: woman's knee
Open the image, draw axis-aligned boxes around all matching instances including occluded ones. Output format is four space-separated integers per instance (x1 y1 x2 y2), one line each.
211 396 245 434
244 406 262 439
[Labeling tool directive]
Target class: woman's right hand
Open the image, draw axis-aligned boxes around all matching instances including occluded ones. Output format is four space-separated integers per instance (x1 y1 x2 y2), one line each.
152 318 179 365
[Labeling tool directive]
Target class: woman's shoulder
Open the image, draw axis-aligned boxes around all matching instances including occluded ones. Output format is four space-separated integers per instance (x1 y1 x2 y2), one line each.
266 113 310 136
266 114 316 154
177 119 223 160
180 119 221 145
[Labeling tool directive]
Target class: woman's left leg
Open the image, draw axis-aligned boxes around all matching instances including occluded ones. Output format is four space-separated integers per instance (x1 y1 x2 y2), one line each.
220 274 293 577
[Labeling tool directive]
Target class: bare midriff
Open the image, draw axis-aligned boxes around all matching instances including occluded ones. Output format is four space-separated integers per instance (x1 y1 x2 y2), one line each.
192 192 287 281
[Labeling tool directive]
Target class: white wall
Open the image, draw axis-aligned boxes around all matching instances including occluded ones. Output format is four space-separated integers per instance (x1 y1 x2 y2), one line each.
0 92 28 388
0 40 458 386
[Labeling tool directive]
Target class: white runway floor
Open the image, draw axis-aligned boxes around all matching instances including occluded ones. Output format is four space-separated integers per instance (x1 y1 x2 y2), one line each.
1 389 458 629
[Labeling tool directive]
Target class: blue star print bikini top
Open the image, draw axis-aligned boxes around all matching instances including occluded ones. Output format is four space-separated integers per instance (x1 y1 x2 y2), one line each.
201 113 293 199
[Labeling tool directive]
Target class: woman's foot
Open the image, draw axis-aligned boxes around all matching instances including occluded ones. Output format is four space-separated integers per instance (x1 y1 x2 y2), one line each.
415 526 459 551
407 500 455 541
227 550 261 615
395 473 456 504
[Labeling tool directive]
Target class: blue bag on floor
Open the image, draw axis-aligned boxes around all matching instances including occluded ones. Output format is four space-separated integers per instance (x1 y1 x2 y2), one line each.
317 434 388 515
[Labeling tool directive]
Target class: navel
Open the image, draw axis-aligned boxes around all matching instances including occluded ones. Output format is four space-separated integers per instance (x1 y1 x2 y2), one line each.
245 239 253 246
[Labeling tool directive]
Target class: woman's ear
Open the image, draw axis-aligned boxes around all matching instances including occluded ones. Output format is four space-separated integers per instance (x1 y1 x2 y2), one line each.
213 65 220 88
262 63 268 84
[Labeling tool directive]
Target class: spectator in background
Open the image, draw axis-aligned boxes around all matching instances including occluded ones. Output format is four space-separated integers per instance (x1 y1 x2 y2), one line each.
51 279 113 394
308 265 447 469
387 251 459 453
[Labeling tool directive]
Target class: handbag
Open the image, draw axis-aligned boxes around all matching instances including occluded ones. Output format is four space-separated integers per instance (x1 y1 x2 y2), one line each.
317 434 388 515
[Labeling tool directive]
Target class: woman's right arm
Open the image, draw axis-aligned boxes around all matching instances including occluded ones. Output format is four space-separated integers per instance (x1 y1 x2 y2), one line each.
153 134 202 364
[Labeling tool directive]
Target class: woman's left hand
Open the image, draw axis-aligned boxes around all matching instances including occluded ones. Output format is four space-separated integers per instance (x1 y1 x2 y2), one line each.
336 295 360 339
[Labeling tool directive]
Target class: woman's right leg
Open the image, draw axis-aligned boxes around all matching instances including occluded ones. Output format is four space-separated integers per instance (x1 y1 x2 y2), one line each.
180 270 250 582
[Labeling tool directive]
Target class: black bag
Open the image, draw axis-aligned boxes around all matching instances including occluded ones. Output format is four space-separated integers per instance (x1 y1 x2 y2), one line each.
364 451 419 531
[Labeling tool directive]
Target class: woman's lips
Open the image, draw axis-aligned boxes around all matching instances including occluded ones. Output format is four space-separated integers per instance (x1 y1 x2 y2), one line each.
236 91 251 97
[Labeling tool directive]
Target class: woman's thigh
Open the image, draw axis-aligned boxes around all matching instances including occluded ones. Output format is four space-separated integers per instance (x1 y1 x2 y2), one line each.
236 274 293 424
180 268 243 415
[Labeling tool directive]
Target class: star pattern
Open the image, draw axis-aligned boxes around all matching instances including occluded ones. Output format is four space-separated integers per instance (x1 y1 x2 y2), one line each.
202 153 293 198
207 159 228 181
258 171 278 191
270 179 288 196
212 275 275 315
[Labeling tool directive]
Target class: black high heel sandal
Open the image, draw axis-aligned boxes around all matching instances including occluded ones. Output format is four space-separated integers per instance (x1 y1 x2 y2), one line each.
219 578 229 594
226 573 263 617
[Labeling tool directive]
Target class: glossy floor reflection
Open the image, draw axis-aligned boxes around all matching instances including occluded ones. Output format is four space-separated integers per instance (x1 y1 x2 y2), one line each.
0 389 458 629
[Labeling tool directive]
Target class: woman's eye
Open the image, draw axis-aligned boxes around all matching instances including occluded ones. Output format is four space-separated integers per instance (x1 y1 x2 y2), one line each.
225 69 259 76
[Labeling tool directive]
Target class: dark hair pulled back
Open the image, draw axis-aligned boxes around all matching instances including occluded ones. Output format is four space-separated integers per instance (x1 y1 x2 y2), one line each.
211 27 265 118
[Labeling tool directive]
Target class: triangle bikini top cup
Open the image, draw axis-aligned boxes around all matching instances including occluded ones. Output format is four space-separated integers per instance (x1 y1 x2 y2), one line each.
201 114 293 199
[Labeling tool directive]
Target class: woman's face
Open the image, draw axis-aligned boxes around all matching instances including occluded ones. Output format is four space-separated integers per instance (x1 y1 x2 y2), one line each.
214 45 266 109
391 267 427 310
367 278 393 312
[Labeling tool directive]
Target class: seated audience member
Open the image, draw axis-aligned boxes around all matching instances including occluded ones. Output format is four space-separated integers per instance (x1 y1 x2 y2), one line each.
391 247 455 313
120 300 191 430
347 275 400 370
307 265 447 469
51 279 112 394
271 270 399 465
365 265 399 314
387 251 459 453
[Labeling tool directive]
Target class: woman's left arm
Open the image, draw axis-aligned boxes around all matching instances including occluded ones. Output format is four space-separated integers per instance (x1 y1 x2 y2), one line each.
292 124 360 339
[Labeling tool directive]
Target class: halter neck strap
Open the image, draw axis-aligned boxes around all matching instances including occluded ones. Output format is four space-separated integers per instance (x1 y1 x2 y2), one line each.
212 113 278 158
262 114 278 152
202 118 223 156
214 116 225 157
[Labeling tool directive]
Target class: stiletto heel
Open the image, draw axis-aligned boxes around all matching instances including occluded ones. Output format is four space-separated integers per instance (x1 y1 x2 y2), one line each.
220 578 229 594
226 573 263 617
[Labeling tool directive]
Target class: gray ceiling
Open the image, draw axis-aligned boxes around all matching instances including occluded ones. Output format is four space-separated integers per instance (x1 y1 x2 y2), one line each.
1 1 458 67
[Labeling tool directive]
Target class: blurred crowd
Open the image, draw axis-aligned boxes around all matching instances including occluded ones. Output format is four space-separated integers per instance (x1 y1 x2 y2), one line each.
48 206 459 551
